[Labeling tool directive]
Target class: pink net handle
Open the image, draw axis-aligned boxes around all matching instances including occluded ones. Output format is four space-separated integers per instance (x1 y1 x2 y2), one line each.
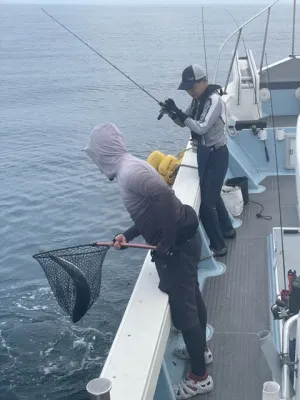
95 241 156 250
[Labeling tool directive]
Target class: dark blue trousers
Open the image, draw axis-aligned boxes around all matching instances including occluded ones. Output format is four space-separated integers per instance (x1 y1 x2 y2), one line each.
197 144 233 250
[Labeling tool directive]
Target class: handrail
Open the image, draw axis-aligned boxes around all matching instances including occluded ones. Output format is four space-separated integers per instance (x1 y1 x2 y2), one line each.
247 50 256 88
247 49 260 112
237 55 241 105
296 115 300 223
223 29 242 93
213 0 281 86
281 314 298 399
259 7 271 75
292 0 297 56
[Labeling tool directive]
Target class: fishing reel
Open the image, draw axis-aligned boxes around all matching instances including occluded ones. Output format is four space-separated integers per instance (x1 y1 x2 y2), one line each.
271 298 289 320
271 270 300 320
157 101 168 120
157 101 178 121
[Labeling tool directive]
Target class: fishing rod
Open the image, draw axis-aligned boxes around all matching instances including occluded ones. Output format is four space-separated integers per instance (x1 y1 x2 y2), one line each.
159 7 208 121
265 52 287 291
201 6 208 80
41 8 164 111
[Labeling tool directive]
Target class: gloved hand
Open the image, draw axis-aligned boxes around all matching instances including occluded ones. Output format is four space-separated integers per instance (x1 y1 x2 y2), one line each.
112 233 127 250
158 101 176 120
162 98 188 124
164 98 179 114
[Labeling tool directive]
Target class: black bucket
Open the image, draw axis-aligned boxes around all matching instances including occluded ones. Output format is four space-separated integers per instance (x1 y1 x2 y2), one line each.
225 176 249 205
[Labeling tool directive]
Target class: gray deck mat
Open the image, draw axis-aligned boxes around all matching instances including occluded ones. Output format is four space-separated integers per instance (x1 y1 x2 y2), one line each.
199 175 298 400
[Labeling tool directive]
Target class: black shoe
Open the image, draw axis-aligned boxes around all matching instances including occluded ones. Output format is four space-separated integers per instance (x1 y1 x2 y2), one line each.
222 229 236 239
210 246 227 257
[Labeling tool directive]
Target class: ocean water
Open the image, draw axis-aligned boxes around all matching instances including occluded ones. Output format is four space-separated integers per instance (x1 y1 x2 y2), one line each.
0 3 299 399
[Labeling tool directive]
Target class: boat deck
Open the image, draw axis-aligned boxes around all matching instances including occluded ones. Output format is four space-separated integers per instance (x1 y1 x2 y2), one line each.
200 175 298 400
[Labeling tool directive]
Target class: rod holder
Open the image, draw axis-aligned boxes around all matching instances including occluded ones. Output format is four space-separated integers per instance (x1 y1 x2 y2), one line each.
258 330 281 384
86 378 112 400
262 381 280 400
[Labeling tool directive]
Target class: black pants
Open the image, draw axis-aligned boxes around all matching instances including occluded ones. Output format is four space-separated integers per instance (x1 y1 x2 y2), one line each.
155 231 207 376
197 144 233 251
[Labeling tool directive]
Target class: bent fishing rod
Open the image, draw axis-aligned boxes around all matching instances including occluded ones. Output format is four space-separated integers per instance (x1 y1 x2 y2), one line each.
41 8 165 119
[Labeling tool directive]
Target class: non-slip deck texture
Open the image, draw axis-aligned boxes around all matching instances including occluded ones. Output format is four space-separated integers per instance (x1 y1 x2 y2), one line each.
200 175 298 400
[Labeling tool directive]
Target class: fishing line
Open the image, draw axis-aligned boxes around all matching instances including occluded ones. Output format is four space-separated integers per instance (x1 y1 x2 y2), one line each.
201 6 208 79
41 8 161 105
265 52 287 290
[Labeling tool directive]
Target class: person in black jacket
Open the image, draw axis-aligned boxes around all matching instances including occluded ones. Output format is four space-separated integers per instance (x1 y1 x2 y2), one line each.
160 64 236 257
84 122 214 399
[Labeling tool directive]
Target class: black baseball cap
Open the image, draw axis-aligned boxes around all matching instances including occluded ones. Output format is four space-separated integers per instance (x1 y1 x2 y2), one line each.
178 65 207 90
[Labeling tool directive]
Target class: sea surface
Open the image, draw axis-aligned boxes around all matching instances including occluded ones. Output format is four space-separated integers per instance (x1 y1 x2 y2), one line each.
0 3 299 399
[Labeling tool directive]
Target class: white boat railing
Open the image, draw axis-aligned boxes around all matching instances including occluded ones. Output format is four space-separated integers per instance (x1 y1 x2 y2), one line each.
293 312 300 399
247 49 260 107
233 52 241 105
213 0 280 90
296 115 300 223
282 314 298 399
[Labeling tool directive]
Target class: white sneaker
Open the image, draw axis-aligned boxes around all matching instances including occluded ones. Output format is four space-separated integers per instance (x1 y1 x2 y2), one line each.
174 344 213 365
173 374 214 399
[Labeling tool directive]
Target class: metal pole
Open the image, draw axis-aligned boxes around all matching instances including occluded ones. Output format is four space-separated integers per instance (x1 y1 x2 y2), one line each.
259 7 271 75
86 378 112 400
224 29 242 93
292 0 296 56
281 315 298 399
213 0 280 83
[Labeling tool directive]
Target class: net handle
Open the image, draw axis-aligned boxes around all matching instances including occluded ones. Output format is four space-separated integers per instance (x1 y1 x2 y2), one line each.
95 241 156 250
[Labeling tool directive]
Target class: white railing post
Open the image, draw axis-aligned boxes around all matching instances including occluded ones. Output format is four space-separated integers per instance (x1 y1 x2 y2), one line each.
86 378 112 400
213 0 280 84
296 116 300 223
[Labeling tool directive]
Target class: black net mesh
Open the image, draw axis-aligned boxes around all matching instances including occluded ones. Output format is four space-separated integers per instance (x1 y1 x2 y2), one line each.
33 244 109 322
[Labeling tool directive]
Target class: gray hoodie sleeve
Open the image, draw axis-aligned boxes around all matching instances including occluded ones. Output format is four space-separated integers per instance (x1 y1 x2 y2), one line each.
184 93 222 135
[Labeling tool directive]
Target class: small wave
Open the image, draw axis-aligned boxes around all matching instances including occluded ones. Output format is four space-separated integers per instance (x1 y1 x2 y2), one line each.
38 287 52 294
73 337 88 349
15 302 49 312
40 346 54 358
0 330 13 359
43 363 59 375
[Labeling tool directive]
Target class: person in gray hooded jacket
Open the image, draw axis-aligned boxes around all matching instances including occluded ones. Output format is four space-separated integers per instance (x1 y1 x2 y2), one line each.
84 122 214 399
161 64 236 257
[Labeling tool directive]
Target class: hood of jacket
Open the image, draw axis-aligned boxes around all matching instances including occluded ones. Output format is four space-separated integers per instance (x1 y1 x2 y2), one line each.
84 122 128 180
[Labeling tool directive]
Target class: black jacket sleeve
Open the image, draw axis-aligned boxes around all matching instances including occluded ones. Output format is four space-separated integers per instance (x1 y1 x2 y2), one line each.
123 224 140 242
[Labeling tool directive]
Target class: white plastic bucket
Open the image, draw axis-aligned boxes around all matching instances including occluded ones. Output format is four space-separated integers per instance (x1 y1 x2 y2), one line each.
221 185 244 217
275 128 285 141
262 381 280 400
